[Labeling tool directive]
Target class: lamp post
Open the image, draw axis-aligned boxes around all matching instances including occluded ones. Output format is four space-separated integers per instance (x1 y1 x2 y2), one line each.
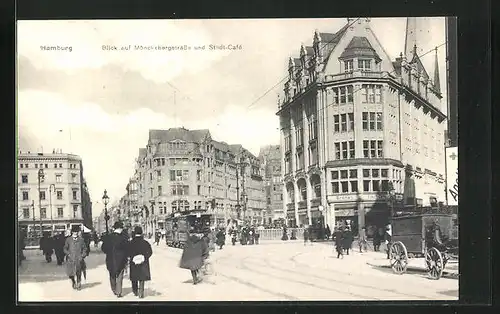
102 189 110 234
38 169 44 238
49 184 55 235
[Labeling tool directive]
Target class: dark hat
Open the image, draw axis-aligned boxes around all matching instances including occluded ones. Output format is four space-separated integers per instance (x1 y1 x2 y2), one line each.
113 221 124 229
71 225 81 233
134 226 143 236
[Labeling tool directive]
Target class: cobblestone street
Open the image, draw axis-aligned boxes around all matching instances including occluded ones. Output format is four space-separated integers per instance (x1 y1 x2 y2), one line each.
18 240 458 301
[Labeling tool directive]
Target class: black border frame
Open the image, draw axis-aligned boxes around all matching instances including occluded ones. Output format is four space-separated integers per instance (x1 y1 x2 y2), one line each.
2 0 492 313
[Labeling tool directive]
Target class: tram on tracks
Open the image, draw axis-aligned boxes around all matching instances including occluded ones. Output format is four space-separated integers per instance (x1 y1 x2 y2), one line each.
165 209 212 249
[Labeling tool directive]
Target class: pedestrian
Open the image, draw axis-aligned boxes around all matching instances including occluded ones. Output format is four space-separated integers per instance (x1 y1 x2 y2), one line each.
204 228 216 252
92 231 99 248
179 227 209 285
325 224 331 240
39 232 54 263
254 229 260 244
281 226 288 241
342 226 353 255
154 231 161 246
101 221 129 298
358 226 368 253
303 226 310 246
215 228 225 250
53 231 66 265
373 227 382 252
333 227 344 259
385 224 392 259
127 226 153 299
18 230 26 266
63 225 88 290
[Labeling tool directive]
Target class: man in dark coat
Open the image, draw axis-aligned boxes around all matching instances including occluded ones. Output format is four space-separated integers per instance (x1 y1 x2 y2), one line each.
333 227 344 259
281 226 288 241
101 221 129 298
39 232 54 263
63 225 88 290
127 226 153 298
358 226 368 253
303 226 310 246
54 231 66 265
154 231 161 246
342 226 354 255
385 224 392 259
215 228 225 249
179 228 209 285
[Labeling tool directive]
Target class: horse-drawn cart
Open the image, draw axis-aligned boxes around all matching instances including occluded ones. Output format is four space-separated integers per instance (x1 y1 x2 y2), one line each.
389 212 458 280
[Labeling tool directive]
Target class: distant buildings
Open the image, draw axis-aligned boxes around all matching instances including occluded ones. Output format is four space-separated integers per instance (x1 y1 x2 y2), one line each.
259 145 284 224
17 150 92 236
125 128 266 234
277 18 447 232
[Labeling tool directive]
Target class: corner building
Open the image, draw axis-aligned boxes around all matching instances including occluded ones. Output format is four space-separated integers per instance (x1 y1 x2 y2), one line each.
277 18 447 233
132 128 266 234
17 150 92 236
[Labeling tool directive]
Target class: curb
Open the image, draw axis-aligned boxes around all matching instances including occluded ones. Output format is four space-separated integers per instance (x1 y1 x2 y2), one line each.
366 261 459 279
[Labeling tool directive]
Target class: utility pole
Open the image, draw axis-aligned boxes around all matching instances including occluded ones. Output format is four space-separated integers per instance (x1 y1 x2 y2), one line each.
49 184 55 235
31 200 35 237
38 169 44 238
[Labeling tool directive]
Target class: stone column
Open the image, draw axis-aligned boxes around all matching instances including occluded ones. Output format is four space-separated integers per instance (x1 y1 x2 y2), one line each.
306 177 312 225
293 180 300 226
357 202 365 235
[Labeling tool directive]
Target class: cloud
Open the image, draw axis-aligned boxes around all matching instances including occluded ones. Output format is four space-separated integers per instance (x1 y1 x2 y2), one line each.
18 90 279 215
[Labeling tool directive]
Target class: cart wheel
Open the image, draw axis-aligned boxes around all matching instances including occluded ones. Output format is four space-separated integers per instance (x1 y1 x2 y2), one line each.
425 247 444 280
389 241 408 275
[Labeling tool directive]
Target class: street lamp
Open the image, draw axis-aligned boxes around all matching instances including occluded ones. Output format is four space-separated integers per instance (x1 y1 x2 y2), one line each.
37 169 45 238
49 184 55 235
102 189 110 234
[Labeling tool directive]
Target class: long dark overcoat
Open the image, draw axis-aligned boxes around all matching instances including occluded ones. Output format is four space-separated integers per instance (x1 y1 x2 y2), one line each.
101 232 129 276
342 229 353 249
333 230 344 249
127 237 153 281
215 231 225 246
40 237 54 254
179 235 209 271
63 236 87 277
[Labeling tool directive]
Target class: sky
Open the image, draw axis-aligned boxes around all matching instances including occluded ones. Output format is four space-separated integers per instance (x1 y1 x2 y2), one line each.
17 17 447 217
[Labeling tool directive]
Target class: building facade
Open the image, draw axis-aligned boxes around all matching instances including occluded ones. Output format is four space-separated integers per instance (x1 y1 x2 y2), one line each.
259 145 284 224
277 18 447 233
130 128 266 234
17 150 92 236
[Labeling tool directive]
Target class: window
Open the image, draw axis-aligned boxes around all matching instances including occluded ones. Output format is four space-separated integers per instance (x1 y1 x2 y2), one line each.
25 164 29 168
332 86 354 105
35 164 38 168
197 185 201 195
334 115 340 132
170 170 176 181
56 174 62 183
348 113 354 131
23 208 30 219
53 163 58 168
341 114 347 132
296 151 304 170
358 59 371 71
363 169 370 178
22 191 29 200
158 186 163 196
361 85 382 103
150 188 154 197
149 173 153 181
172 185 190 196
369 112 376 130
363 140 384 158
349 170 357 178
362 113 368 131
284 135 291 152
20 164 24 168
40 208 47 219
156 170 162 181
341 181 349 193
381 169 389 178
372 169 379 178
73 205 78 218
381 180 389 191
59 163 62 168
340 170 348 179
72 189 78 200
182 170 189 180
350 181 358 193
335 141 355 160
331 182 339 193
376 113 383 130
45 164 48 168
21 175 28 184
372 181 380 192
40 191 46 200
57 191 63 200
295 126 303 147
308 118 318 141
331 171 339 180
363 180 371 192
161 158 166 166
341 142 348 159
344 60 353 72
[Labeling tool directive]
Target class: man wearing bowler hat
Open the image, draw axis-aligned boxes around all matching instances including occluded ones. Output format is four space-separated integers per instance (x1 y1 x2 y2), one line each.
127 226 153 298
63 225 87 290
101 221 129 298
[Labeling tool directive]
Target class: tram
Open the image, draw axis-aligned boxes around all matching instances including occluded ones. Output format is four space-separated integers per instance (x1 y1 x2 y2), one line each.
165 209 212 249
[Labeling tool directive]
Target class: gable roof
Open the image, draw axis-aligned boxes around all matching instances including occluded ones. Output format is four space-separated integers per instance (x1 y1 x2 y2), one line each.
319 23 350 67
339 36 381 61
148 128 210 144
